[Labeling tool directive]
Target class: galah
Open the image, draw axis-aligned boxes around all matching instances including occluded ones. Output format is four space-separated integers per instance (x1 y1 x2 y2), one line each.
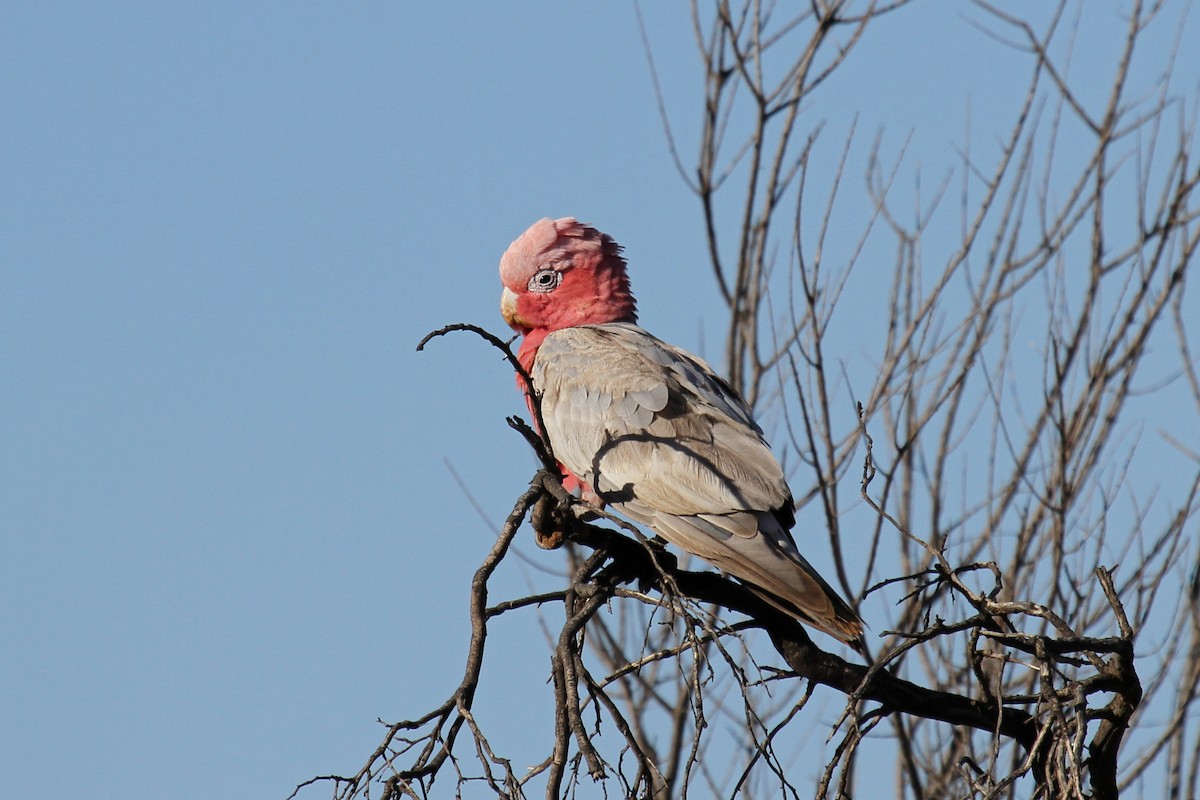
499 217 863 646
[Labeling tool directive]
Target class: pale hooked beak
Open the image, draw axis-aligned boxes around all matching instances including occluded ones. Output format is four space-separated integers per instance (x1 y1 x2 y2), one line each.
500 286 528 331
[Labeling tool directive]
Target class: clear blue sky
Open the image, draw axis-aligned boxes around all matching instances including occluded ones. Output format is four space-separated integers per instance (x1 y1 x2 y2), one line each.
3 3 1196 799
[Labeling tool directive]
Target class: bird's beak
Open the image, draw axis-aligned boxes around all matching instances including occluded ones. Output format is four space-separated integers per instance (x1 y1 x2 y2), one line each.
500 286 528 332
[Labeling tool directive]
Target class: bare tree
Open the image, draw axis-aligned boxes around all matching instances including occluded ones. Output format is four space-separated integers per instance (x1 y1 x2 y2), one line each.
296 2 1200 798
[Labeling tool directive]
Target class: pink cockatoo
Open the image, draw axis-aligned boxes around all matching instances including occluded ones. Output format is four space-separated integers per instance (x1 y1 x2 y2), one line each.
499 217 863 646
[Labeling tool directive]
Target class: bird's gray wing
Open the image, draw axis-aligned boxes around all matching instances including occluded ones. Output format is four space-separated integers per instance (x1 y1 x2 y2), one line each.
533 322 862 643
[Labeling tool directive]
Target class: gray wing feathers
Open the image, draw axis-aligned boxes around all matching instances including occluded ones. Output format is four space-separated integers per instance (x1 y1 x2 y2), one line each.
534 323 862 644
614 383 668 427
536 324 788 516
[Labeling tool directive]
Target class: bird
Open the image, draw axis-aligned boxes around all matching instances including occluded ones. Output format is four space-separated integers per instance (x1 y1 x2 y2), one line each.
498 216 863 647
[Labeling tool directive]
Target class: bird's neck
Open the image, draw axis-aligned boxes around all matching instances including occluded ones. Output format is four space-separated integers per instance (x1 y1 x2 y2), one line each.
591 256 637 325
515 329 548 386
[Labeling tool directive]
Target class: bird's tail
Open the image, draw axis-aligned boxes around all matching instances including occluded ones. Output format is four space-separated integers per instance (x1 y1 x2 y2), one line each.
643 508 865 649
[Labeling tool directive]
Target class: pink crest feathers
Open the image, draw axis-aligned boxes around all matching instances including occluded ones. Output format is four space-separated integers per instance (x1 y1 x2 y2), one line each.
500 218 626 290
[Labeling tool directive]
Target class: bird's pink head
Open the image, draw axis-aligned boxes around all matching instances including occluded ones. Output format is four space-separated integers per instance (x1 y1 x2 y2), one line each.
499 217 637 338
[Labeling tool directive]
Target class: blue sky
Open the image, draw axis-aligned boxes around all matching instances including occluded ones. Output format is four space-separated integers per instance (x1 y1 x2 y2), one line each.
4 3 1197 798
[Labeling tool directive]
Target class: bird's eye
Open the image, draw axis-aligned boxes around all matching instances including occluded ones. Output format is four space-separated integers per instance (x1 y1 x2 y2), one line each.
528 269 562 294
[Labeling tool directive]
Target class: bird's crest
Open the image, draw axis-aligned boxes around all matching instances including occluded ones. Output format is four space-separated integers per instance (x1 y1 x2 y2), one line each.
500 217 627 289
